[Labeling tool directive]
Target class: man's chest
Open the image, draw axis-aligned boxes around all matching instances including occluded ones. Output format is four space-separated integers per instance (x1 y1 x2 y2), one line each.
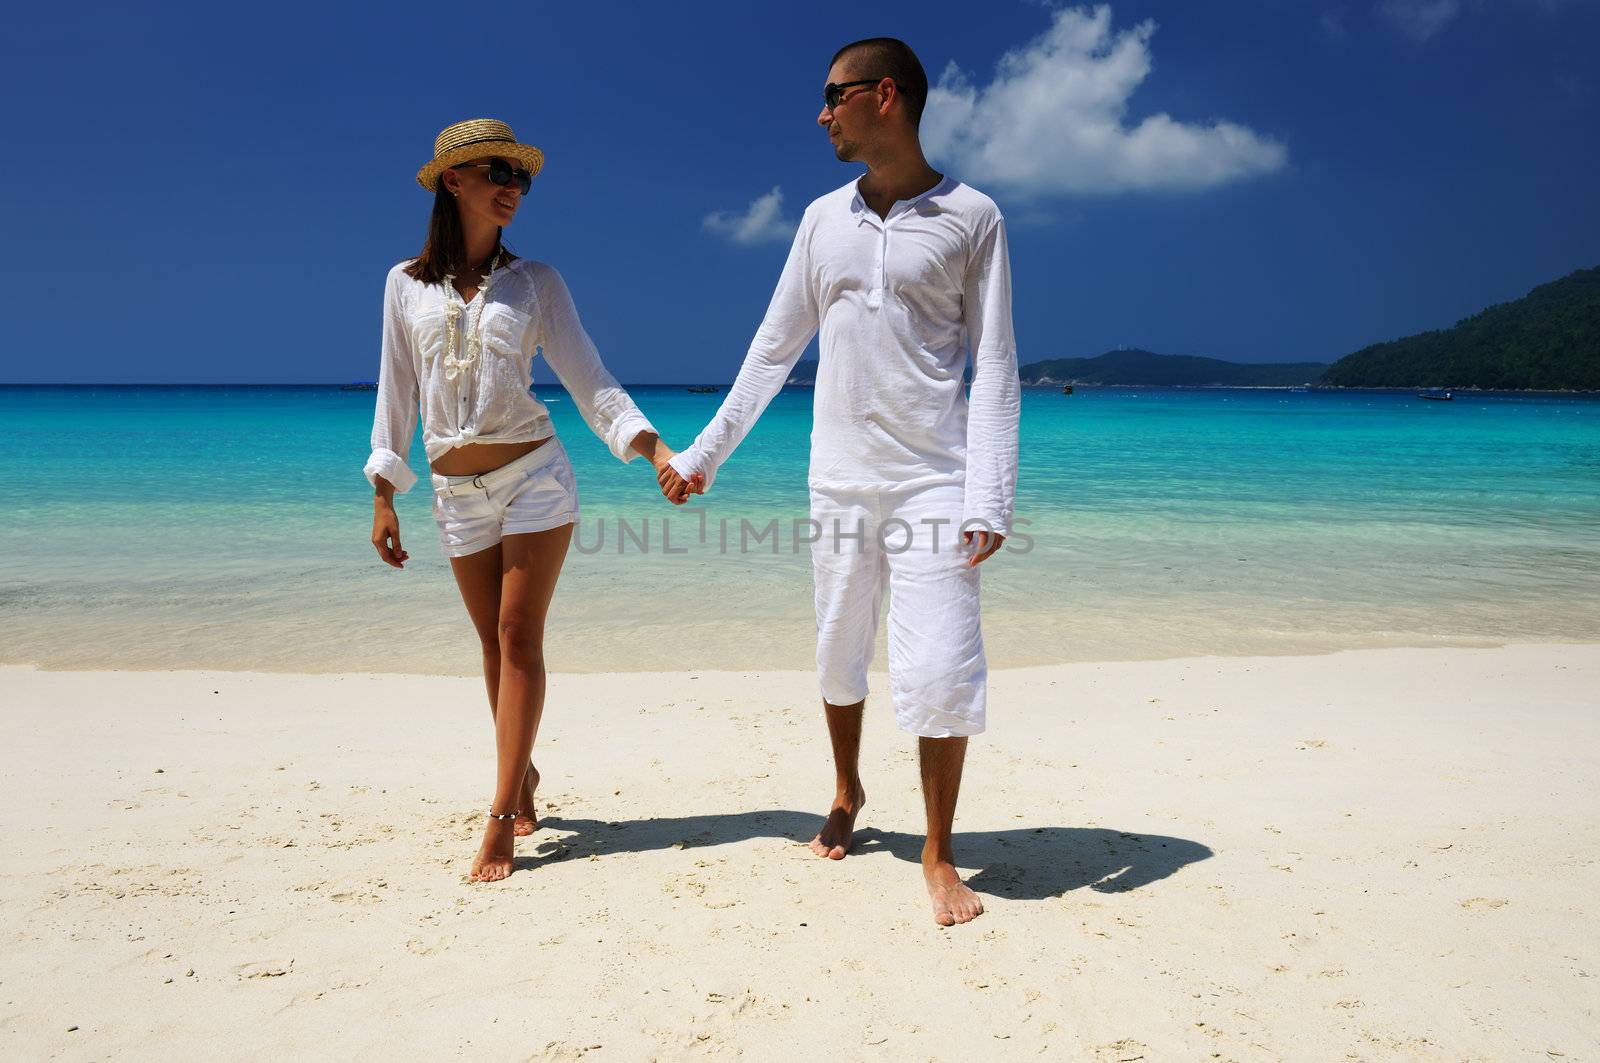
812 217 973 304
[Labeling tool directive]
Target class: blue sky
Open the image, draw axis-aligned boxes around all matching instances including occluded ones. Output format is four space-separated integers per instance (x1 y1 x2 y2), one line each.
2 0 1595 384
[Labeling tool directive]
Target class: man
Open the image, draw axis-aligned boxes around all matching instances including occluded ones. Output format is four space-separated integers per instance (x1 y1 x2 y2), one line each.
662 37 1020 927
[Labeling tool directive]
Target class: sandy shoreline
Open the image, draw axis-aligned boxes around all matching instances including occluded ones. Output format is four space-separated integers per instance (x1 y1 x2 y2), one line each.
4 645 1597 1059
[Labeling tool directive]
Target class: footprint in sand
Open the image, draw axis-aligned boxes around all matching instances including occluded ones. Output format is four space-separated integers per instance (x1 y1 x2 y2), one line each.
1094 1039 1149 1062
405 936 456 956
1460 897 1509 910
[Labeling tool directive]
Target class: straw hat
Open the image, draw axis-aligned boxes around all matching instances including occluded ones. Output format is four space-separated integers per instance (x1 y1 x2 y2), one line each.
415 118 545 192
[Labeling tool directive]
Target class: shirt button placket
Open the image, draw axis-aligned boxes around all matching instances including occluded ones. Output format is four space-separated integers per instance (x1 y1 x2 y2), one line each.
870 223 887 310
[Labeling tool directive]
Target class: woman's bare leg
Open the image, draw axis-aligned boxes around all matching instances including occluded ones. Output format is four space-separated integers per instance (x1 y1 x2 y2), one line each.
448 543 541 836
467 524 573 882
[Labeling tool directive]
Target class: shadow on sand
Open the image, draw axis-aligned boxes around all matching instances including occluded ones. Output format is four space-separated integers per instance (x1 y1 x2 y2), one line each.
530 811 1211 900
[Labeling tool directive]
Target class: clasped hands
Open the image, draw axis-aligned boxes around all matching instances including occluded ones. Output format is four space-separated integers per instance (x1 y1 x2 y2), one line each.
638 434 704 505
654 457 705 505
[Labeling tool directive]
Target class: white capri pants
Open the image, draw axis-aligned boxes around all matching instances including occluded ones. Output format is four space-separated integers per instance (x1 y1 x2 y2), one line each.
809 481 987 738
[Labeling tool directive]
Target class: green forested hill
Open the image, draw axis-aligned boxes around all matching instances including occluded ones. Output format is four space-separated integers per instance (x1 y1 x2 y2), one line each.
1322 266 1600 390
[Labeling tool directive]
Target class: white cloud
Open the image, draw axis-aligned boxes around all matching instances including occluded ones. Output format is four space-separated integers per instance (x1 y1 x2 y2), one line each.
1377 0 1461 40
703 186 797 246
922 5 1288 198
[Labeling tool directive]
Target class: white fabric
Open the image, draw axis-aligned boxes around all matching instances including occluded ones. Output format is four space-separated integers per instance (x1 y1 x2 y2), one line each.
430 439 578 558
810 482 986 738
365 257 655 494
668 175 1020 535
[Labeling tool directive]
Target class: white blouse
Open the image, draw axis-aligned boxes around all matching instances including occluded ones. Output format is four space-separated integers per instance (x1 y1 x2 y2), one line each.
364 257 655 493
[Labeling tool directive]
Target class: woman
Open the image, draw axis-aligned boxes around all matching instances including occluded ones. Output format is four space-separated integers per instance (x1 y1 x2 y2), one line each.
364 118 684 882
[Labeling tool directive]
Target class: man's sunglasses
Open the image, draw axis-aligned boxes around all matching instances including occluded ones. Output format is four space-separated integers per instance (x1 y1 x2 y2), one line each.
823 77 887 110
454 158 533 195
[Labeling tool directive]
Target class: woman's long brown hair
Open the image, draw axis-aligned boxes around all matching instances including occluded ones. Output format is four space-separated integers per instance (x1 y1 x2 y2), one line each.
403 182 507 285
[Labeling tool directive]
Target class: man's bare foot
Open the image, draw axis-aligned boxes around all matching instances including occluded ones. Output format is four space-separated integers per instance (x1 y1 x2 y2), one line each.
468 816 517 882
515 765 539 837
809 785 865 859
924 857 984 926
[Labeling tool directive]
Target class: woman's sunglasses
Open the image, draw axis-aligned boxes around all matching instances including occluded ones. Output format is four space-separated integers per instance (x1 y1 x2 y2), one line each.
454 158 533 195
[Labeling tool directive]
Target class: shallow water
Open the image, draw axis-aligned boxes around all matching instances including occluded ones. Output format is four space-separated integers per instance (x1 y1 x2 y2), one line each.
3 384 1597 674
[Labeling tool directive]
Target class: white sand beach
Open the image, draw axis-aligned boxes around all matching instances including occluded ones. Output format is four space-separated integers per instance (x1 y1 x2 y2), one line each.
4 644 1598 1059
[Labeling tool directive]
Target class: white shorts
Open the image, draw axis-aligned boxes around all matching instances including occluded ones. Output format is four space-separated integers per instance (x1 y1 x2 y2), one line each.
810 482 987 738
430 439 578 558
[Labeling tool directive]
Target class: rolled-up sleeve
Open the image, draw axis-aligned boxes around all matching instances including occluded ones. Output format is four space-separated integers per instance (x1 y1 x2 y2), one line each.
364 265 421 493
532 263 655 462
667 217 819 491
961 214 1020 537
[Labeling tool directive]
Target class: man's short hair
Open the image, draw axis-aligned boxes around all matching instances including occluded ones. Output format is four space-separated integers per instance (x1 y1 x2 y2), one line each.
830 37 929 128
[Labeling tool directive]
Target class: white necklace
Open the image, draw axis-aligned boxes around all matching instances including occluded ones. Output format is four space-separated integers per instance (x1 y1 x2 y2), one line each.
440 245 509 381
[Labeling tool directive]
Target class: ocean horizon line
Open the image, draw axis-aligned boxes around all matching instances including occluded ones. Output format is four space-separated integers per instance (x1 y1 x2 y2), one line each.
4 381 1599 397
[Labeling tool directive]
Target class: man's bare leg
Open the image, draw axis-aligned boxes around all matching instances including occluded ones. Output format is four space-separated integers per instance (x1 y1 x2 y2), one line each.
809 699 867 859
920 735 984 925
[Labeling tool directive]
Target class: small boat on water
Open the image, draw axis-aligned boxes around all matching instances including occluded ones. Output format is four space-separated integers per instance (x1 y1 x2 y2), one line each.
1061 384 1074 395
340 381 377 391
687 385 722 394
1417 389 1454 401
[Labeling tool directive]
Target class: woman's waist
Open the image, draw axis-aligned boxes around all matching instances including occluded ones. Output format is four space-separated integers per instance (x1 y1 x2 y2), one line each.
426 430 557 476
429 435 568 496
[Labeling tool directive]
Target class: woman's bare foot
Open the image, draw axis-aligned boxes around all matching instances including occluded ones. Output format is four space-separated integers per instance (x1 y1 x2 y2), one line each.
809 785 865 859
468 815 517 882
514 765 539 837
923 856 984 926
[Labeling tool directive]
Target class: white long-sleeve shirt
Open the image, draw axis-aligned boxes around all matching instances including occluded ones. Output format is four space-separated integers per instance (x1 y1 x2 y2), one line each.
364 257 655 493
668 176 1020 534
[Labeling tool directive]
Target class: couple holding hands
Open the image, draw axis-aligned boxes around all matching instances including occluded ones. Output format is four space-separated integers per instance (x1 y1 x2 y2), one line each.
364 38 1019 926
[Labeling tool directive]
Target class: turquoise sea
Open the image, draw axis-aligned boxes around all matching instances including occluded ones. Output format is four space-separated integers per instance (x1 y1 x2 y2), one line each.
3 384 1598 674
